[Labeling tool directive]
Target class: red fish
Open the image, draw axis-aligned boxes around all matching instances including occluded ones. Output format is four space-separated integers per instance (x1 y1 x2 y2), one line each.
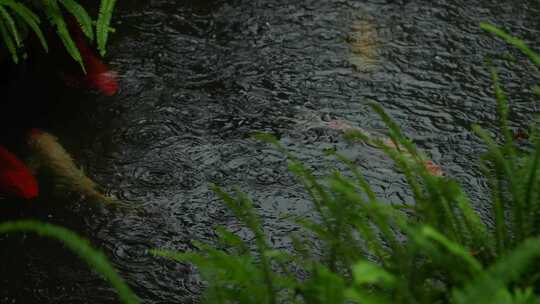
67 19 119 96
0 145 39 199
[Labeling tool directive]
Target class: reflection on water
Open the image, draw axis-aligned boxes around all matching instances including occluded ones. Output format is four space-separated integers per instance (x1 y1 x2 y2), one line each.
1 0 540 303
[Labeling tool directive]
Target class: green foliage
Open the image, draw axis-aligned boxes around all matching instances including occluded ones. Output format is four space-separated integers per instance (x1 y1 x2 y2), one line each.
96 0 116 57
0 220 139 303
153 24 540 303
0 0 117 68
480 22 540 66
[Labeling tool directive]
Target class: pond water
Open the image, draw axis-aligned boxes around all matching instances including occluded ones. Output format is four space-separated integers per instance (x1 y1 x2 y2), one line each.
1 0 539 303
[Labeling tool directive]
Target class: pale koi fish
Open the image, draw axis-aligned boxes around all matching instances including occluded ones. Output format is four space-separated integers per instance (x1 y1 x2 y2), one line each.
324 118 444 177
347 18 379 73
278 109 443 176
26 129 116 204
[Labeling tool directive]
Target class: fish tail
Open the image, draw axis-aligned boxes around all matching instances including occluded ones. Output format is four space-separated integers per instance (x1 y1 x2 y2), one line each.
85 189 118 206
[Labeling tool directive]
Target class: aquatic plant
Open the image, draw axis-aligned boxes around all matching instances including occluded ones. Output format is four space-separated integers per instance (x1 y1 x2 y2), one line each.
152 24 540 303
0 220 139 304
0 0 116 67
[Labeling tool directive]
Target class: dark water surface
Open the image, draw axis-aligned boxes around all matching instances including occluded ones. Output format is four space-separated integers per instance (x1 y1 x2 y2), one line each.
1 0 540 303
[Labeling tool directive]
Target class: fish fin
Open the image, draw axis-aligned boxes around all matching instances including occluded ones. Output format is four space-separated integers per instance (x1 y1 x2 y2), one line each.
84 191 146 215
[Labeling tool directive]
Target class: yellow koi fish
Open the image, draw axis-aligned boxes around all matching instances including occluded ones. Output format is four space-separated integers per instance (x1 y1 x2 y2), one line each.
26 129 116 204
347 18 379 72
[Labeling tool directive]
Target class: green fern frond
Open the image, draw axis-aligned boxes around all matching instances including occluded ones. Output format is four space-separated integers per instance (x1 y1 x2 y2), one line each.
0 0 48 52
0 5 21 47
59 0 93 41
42 0 84 71
480 23 540 66
419 226 483 275
453 237 540 304
96 0 116 57
0 13 18 62
0 0 115 67
0 220 140 304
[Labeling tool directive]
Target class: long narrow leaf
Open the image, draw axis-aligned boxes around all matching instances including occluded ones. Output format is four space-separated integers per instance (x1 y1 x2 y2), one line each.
445 182 494 258
523 140 540 236
331 151 377 202
1 1 48 52
480 23 540 66
0 220 139 304
0 15 17 62
43 0 84 70
473 125 524 243
490 66 514 158
420 226 483 275
369 102 421 158
454 237 540 303
96 0 116 56
59 0 94 41
0 5 21 47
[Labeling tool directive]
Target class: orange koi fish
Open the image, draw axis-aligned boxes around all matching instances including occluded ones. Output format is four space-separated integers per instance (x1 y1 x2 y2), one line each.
324 119 444 177
0 145 39 199
66 18 119 96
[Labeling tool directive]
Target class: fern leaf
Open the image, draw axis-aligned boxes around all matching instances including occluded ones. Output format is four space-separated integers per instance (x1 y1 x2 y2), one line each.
420 226 483 274
59 0 93 41
0 220 140 304
42 0 84 71
1 0 48 52
0 5 21 47
453 237 540 303
96 0 117 56
474 125 524 243
0 13 18 63
480 23 540 66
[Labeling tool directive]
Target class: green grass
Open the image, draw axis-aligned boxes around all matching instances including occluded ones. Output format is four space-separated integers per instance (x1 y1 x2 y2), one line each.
151 24 540 303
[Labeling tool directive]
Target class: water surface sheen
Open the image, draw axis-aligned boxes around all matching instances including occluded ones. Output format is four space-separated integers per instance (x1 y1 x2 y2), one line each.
1 0 540 303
